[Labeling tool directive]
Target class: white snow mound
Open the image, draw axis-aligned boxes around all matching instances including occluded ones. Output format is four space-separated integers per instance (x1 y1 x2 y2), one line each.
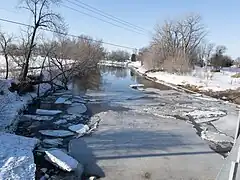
0 133 39 180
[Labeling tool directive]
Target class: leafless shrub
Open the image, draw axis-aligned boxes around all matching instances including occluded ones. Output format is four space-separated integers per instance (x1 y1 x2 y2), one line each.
161 49 192 73
40 35 105 90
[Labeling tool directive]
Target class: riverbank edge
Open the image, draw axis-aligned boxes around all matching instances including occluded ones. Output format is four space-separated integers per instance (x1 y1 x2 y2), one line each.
0 81 52 179
98 60 130 68
3 83 52 133
128 65 240 157
129 65 240 108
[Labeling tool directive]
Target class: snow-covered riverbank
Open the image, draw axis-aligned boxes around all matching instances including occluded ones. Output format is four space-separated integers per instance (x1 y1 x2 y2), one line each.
128 61 240 92
0 79 51 179
0 79 51 132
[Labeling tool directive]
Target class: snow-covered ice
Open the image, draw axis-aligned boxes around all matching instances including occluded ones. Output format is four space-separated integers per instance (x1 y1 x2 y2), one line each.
45 149 79 172
62 114 77 121
43 138 63 146
184 109 226 119
22 114 54 121
67 103 87 115
39 130 74 137
69 110 223 180
129 84 144 89
55 97 68 104
55 97 72 105
201 130 234 143
212 114 240 137
36 109 62 115
64 100 72 105
68 124 89 135
54 119 68 125
0 132 39 180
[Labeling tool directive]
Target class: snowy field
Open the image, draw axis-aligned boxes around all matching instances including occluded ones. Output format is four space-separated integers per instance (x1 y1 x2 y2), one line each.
128 61 240 92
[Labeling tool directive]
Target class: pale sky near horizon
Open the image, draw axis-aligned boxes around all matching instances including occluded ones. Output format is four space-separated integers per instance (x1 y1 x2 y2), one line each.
0 0 240 58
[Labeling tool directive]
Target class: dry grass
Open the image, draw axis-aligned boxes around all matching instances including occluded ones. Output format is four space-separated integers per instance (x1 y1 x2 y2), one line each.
161 50 192 74
231 73 240 78
183 84 201 92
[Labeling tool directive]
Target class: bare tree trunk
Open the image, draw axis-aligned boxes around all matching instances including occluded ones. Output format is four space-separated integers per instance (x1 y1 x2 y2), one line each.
4 53 8 79
22 27 38 80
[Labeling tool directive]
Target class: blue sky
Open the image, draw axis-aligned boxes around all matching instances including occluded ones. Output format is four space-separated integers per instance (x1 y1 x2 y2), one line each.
0 0 240 58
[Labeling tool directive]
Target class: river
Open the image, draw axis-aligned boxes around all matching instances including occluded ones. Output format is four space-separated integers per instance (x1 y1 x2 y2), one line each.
15 65 238 180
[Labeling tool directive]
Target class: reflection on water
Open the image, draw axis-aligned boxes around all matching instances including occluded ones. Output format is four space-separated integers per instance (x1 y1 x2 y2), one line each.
130 71 170 90
72 66 170 97
100 66 128 79
72 69 102 95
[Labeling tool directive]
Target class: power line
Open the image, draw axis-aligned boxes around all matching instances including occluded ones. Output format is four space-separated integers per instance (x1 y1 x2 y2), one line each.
73 0 150 34
0 18 32 28
0 18 137 50
62 3 147 36
66 0 149 34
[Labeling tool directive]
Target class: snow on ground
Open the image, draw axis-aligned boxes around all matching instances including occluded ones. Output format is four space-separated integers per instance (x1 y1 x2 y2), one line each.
128 61 240 92
0 132 39 180
0 79 51 131
0 55 74 71
0 79 51 180
98 60 130 67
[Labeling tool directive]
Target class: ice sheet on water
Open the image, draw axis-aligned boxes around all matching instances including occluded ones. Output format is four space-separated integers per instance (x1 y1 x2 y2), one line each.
39 130 74 137
36 109 62 115
184 109 226 119
45 149 79 172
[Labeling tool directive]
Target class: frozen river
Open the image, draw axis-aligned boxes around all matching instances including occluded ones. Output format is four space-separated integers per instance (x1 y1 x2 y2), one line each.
68 66 239 179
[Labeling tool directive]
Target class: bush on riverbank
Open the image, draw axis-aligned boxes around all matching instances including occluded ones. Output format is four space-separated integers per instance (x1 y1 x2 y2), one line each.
140 14 206 74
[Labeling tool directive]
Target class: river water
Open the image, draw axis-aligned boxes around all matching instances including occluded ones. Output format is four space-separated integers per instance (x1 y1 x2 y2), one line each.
14 65 238 179
72 66 170 103
15 66 171 179
70 66 171 115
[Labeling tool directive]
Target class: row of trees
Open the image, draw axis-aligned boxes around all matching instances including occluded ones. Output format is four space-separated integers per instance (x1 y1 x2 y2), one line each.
106 50 130 62
138 14 236 73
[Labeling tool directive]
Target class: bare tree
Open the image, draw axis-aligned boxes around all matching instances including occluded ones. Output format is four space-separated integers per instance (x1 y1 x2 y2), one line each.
148 14 207 73
107 50 130 62
215 45 227 55
0 32 13 79
20 0 65 80
196 42 215 67
234 57 240 67
43 35 105 90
